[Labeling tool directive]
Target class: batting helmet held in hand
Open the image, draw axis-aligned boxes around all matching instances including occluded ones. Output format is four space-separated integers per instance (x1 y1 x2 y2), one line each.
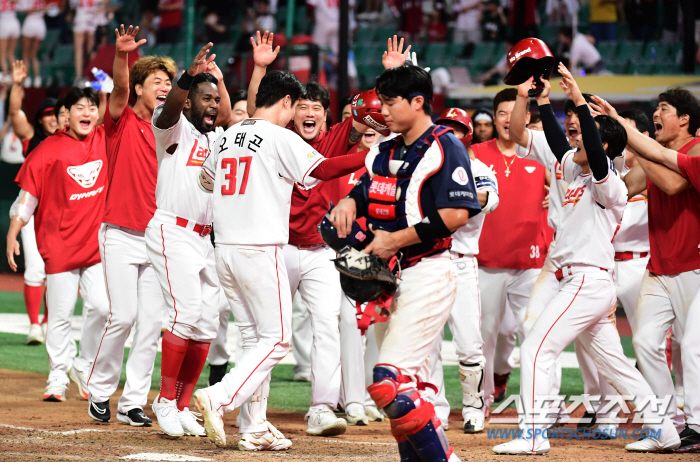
504 38 556 96
351 90 390 136
436 108 474 147
319 206 375 252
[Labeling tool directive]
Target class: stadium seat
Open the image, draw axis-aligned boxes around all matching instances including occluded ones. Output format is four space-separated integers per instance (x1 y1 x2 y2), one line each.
51 45 75 84
616 41 645 66
469 42 498 66
425 42 448 63
356 27 376 44
38 29 61 61
596 42 618 62
170 43 187 68
151 44 173 58
606 61 628 74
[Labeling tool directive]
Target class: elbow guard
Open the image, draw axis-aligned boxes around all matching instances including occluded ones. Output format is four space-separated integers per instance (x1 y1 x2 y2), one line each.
482 190 499 214
9 189 38 223
198 168 215 193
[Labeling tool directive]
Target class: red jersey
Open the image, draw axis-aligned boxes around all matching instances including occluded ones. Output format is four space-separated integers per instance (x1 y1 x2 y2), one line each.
288 117 354 246
15 127 107 274
327 143 368 203
103 103 158 231
647 137 700 275
473 138 549 269
158 0 182 28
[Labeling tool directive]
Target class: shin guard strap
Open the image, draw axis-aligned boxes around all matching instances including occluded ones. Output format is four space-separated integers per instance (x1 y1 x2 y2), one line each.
390 400 435 436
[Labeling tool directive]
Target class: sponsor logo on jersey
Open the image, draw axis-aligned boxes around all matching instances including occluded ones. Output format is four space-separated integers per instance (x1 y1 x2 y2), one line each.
509 47 531 63
67 160 103 188
562 184 587 206
362 114 388 132
452 166 469 185
307 152 315 159
525 166 536 174
69 185 104 201
186 139 209 167
242 120 256 125
448 188 475 201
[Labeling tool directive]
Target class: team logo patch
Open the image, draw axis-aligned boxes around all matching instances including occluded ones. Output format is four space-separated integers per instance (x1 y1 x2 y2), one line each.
307 152 315 159
242 120 256 125
452 166 469 185
67 160 103 189
525 166 536 174
186 139 209 166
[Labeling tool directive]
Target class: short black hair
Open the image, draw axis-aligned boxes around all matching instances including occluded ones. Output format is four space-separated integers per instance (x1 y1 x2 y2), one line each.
559 26 573 39
595 114 627 159
375 64 433 114
231 89 248 107
619 109 650 134
255 71 304 108
341 95 354 110
64 86 99 111
301 81 330 111
188 73 219 100
493 88 528 113
54 96 65 118
564 93 594 115
658 87 700 136
529 112 541 125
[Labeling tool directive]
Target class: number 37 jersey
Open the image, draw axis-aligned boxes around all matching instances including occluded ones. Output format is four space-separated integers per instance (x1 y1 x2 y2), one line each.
202 119 326 246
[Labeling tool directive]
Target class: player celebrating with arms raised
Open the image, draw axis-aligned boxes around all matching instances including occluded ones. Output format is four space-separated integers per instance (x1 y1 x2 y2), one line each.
330 64 481 462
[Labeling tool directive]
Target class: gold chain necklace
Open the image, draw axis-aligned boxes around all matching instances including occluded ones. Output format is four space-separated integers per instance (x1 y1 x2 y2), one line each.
502 154 516 177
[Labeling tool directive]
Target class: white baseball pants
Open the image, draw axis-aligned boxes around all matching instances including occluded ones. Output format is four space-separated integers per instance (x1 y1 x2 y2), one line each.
521 267 674 446
145 213 220 342
284 244 342 411
633 269 700 432
20 216 45 286
207 244 291 414
46 264 109 382
375 253 457 385
613 256 649 326
493 306 517 375
364 323 380 407
291 292 312 378
87 224 166 411
339 294 365 408
478 267 540 407
207 290 243 367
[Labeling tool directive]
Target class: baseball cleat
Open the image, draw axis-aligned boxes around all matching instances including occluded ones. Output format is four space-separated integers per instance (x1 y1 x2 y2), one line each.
193 389 226 447
208 362 228 386
117 408 152 427
596 423 618 440
306 408 347 436
677 426 700 452
463 413 485 433
88 400 111 423
365 405 385 422
625 433 681 452
152 395 184 437
43 378 68 402
68 366 89 400
26 323 45 345
292 371 311 382
493 437 550 455
179 407 206 436
239 422 292 451
345 404 369 426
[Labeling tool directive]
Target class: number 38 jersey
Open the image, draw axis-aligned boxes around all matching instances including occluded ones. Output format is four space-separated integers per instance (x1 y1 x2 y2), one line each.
152 104 224 225
202 118 326 246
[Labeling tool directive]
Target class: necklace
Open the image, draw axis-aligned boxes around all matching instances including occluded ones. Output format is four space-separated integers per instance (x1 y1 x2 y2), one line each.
502 154 516 177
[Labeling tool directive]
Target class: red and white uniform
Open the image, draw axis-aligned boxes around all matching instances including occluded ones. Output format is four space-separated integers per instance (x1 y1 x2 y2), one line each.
145 105 223 343
87 104 167 414
634 138 700 433
0 0 21 39
15 127 110 385
18 0 46 39
71 0 105 33
472 138 549 408
200 118 325 430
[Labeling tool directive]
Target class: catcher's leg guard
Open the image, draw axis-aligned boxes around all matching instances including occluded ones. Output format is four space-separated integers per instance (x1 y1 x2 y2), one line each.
368 364 454 462
459 362 484 410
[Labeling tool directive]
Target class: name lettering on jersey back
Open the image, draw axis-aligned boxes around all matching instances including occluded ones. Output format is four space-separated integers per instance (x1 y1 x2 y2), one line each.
562 184 587 207
67 160 103 188
233 132 264 152
186 139 209 166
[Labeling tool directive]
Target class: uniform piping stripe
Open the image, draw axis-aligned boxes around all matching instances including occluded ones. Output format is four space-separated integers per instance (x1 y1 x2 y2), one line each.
161 224 178 332
302 156 325 186
531 274 585 452
219 246 284 411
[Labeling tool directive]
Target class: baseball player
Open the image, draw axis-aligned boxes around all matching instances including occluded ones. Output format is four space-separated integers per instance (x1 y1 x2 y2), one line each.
86 25 175 427
470 87 549 410
329 64 481 461
6 86 110 403
493 65 680 455
145 43 232 438
18 0 46 87
193 69 365 449
605 89 700 451
428 107 499 434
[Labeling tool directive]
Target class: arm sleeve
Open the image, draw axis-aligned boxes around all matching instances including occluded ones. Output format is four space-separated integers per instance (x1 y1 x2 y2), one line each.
277 129 326 188
676 153 700 193
309 150 367 181
9 189 38 222
151 104 184 153
539 104 571 162
576 105 609 181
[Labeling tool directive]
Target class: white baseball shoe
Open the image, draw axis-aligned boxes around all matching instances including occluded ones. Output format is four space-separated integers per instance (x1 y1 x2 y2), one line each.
463 411 485 433
365 405 385 422
625 434 681 452
239 421 292 451
306 408 347 436
493 438 550 455
68 365 89 400
194 389 226 447
43 377 68 402
179 407 206 436
27 324 45 345
152 395 184 437
345 404 369 426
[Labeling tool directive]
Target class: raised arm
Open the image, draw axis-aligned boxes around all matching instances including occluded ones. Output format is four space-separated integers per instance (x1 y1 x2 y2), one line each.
382 35 412 70
110 24 147 121
623 163 648 197
246 31 280 117
510 79 532 147
155 43 215 130
536 80 570 162
617 116 681 173
8 61 33 141
206 60 232 127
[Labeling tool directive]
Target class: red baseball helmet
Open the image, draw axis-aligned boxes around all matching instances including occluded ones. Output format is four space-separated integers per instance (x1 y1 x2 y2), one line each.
351 90 390 136
503 38 556 94
436 108 473 147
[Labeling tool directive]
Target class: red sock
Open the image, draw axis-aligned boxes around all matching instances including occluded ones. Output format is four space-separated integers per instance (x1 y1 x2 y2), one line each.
175 340 211 410
160 331 189 401
24 284 43 325
42 291 48 324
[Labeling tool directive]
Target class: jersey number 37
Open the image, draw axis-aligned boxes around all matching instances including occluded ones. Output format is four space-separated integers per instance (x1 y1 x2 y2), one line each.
221 157 253 195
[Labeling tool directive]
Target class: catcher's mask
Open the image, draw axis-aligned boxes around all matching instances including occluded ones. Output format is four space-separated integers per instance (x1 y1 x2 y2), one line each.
318 206 374 251
333 246 399 304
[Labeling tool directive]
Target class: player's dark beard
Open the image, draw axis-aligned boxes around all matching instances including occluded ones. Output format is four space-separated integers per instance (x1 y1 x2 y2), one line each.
189 105 217 134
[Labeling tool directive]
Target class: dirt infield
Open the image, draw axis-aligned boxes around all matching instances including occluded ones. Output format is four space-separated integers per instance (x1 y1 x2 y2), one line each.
0 370 686 461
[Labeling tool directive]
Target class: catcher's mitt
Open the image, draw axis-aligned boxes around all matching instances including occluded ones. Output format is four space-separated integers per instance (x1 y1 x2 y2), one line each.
333 246 399 303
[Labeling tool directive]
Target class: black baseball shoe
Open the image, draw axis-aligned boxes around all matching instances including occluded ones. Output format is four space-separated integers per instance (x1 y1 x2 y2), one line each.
88 400 111 423
117 408 152 427
677 426 700 452
208 362 229 386
577 411 596 429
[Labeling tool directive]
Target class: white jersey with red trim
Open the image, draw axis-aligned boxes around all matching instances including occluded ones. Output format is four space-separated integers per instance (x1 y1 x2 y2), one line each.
0 0 17 14
151 104 224 224
613 164 649 253
548 150 628 270
202 118 325 246
451 158 498 257
516 128 568 233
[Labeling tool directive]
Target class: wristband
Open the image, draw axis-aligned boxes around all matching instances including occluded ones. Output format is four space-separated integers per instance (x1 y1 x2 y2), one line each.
177 71 194 91
413 211 451 242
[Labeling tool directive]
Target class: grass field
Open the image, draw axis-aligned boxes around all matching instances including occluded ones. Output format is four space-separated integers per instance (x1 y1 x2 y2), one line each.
0 290 638 412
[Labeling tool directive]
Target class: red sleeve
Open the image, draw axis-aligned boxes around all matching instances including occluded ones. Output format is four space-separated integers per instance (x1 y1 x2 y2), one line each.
316 117 354 158
676 153 700 193
310 150 367 181
16 146 44 198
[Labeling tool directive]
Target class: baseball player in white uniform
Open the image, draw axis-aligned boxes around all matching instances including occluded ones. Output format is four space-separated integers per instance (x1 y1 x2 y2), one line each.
494 66 680 455
145 44 231 438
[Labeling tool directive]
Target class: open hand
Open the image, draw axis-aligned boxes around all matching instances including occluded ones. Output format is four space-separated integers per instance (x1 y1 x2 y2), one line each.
115 24 146 54
206 60 223 82
557 63 585 106
187 42 216 77
11 60 27 86
250 30 280 68
382 35 411 70
590 95 619 119
542 184 550 209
